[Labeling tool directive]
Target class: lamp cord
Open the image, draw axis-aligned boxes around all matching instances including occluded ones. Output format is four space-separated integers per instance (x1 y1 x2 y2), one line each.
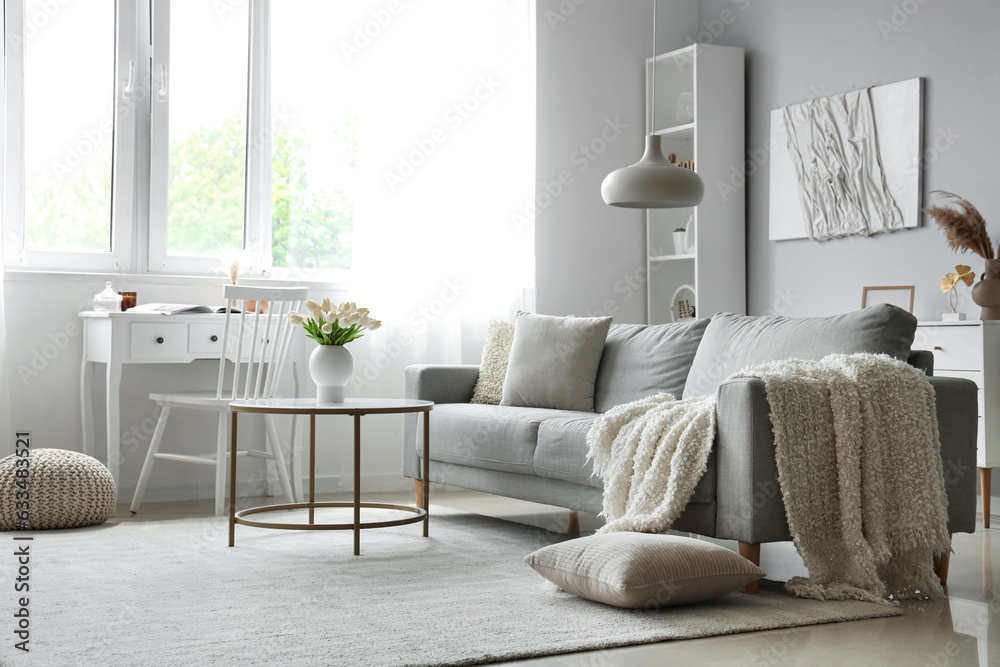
650 0 656 135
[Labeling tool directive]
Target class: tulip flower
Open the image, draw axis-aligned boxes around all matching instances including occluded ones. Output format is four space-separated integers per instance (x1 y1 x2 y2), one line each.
304 299 322 314
286 312 307 325
321 323 333 334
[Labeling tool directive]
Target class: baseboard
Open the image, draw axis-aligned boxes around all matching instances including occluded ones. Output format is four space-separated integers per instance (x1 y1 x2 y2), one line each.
120 473 413 505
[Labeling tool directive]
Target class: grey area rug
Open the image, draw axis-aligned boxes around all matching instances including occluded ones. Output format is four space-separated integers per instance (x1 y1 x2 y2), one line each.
4 507 901 666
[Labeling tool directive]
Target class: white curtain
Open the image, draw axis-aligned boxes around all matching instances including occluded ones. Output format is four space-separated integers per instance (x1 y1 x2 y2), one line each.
347 0 536 396
0 5 9 452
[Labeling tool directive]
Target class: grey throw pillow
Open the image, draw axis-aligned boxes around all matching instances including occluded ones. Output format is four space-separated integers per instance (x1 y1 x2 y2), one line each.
500 313 613 412
593 319 710 413
470 320 515 405
525 533 765 609
683 304 918 399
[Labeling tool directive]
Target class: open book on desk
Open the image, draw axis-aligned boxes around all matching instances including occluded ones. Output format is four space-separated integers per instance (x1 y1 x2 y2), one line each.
126 303 238 316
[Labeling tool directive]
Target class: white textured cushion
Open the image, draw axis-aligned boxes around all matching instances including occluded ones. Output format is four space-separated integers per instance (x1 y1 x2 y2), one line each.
501 313 613 412
524 533 765 609
471 320 515 405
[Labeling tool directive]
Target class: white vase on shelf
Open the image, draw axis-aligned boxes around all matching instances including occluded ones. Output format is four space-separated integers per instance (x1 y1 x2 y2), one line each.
684 215 696 255
672 231 688 255
309 345 353 403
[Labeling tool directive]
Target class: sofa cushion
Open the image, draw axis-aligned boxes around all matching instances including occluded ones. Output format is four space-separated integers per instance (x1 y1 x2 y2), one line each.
416 404 590 474
501 313 613 412
594 320 710 413
683 304 918 398
532 416 601 488
533 414 718 509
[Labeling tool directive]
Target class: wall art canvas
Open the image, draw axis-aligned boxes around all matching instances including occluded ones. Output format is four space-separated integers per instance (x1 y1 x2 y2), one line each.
769 78 923 241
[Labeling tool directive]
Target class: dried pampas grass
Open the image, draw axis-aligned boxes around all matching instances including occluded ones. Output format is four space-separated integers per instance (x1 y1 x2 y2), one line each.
926 191 994 260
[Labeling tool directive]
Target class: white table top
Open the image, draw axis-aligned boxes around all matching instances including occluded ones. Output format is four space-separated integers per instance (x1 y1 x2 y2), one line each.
230 397 434 415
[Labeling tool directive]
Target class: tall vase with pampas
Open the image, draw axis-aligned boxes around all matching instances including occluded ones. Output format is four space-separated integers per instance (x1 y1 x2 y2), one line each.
926 191 1000 319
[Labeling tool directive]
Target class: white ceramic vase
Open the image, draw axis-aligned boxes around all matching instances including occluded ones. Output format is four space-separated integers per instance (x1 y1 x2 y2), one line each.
309 345 353 403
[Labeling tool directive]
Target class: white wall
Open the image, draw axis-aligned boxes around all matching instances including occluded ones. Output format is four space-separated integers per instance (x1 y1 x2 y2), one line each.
697 0 1000 320
534 0 698 324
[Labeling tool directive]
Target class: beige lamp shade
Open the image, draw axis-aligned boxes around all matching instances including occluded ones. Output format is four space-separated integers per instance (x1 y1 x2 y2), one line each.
601 135 705 209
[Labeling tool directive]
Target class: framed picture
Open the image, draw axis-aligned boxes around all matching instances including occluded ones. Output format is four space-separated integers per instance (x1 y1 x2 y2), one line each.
861 285 915 313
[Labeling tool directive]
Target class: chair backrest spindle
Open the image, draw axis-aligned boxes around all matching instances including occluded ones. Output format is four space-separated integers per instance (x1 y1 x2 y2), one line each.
216 285 310 404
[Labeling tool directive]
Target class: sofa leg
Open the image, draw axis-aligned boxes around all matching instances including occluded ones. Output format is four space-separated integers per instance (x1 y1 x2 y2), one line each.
934 534 952 586
567 511 580 536
983 468 992 529
414 478 424 509
739 542 761 594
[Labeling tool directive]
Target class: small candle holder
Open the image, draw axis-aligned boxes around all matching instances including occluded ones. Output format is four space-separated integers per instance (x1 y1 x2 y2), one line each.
120 292 137 311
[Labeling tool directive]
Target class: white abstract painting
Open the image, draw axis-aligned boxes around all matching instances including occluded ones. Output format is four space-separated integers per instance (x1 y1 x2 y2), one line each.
769 78 923 241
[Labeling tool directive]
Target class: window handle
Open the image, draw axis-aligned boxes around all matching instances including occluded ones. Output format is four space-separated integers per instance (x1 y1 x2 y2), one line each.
122 60 136 99
157 64 168 100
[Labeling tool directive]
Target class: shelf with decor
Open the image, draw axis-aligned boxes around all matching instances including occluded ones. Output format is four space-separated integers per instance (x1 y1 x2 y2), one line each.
645 43 746 324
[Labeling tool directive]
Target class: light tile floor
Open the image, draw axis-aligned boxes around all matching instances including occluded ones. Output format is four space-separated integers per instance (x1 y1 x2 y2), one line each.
114 489 1000 666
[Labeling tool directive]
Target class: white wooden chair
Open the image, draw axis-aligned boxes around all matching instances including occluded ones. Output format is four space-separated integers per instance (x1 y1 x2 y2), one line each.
130 285 309 516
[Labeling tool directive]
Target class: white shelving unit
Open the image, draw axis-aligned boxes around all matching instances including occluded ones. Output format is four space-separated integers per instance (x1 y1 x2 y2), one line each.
646 44 746 324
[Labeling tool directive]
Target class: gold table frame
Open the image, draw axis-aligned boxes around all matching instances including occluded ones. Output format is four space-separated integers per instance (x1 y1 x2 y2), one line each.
228 398 433 555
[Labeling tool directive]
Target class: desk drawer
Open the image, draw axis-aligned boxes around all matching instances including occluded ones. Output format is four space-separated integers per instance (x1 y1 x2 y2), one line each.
190 323 226 356
925 326 982 371
130 323 187 359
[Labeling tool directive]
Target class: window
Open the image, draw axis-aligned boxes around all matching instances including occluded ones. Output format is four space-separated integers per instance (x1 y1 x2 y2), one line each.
148 0 250 273
270 1 357 278
3 0 128 271
3 0 532 282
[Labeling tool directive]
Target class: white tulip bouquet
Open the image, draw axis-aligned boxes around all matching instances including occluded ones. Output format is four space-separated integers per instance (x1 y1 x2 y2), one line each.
287 299 381 346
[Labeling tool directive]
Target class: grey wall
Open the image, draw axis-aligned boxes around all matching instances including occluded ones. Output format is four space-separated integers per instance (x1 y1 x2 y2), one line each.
534 0 697 324
698 0 1000 320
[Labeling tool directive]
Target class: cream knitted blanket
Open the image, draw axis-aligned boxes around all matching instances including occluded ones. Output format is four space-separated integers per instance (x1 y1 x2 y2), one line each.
587 353 952 602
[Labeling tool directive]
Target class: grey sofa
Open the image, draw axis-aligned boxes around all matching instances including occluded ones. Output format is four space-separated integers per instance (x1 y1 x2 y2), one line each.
402 305 978 579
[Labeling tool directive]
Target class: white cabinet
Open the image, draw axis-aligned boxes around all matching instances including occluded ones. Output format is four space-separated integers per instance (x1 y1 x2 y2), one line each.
917 320 998 526
646 44 746 324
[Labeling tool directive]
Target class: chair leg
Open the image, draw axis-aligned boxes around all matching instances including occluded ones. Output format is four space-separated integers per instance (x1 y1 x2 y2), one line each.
983 468 992 529
265 415 295 504
214 412 228 517
130 406 171 513
934 534 953 586
739 542 761 594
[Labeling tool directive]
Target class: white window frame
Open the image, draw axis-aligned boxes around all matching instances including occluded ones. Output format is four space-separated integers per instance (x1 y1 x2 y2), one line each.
1 0 355 281
2 0 137 272
146 0 270 277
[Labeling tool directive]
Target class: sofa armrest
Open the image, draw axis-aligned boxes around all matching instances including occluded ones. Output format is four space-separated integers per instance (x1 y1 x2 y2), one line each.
928 376 979 534
714 374 981 543
402 365 481 478
404 364 481 404
715 377 789 544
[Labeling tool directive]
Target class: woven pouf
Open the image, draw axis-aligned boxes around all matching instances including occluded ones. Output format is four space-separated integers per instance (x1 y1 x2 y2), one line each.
0 449 117 530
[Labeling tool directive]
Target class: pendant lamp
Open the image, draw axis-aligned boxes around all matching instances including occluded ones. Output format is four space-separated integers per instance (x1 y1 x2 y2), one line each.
601 0 705 209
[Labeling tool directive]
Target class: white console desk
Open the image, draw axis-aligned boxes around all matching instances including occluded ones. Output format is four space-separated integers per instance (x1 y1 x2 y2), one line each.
79 311 302 495
917 320 999 527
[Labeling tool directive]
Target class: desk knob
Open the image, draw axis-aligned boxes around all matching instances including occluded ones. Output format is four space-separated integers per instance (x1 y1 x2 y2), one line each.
156 337 164 344
211 335 219 342
933 346 943 350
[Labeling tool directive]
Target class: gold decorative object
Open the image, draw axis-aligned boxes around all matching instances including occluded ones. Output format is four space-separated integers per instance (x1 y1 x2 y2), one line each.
940 265 975 313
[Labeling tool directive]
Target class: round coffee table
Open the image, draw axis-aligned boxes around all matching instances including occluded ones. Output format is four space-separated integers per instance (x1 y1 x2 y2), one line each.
228 398 433 554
